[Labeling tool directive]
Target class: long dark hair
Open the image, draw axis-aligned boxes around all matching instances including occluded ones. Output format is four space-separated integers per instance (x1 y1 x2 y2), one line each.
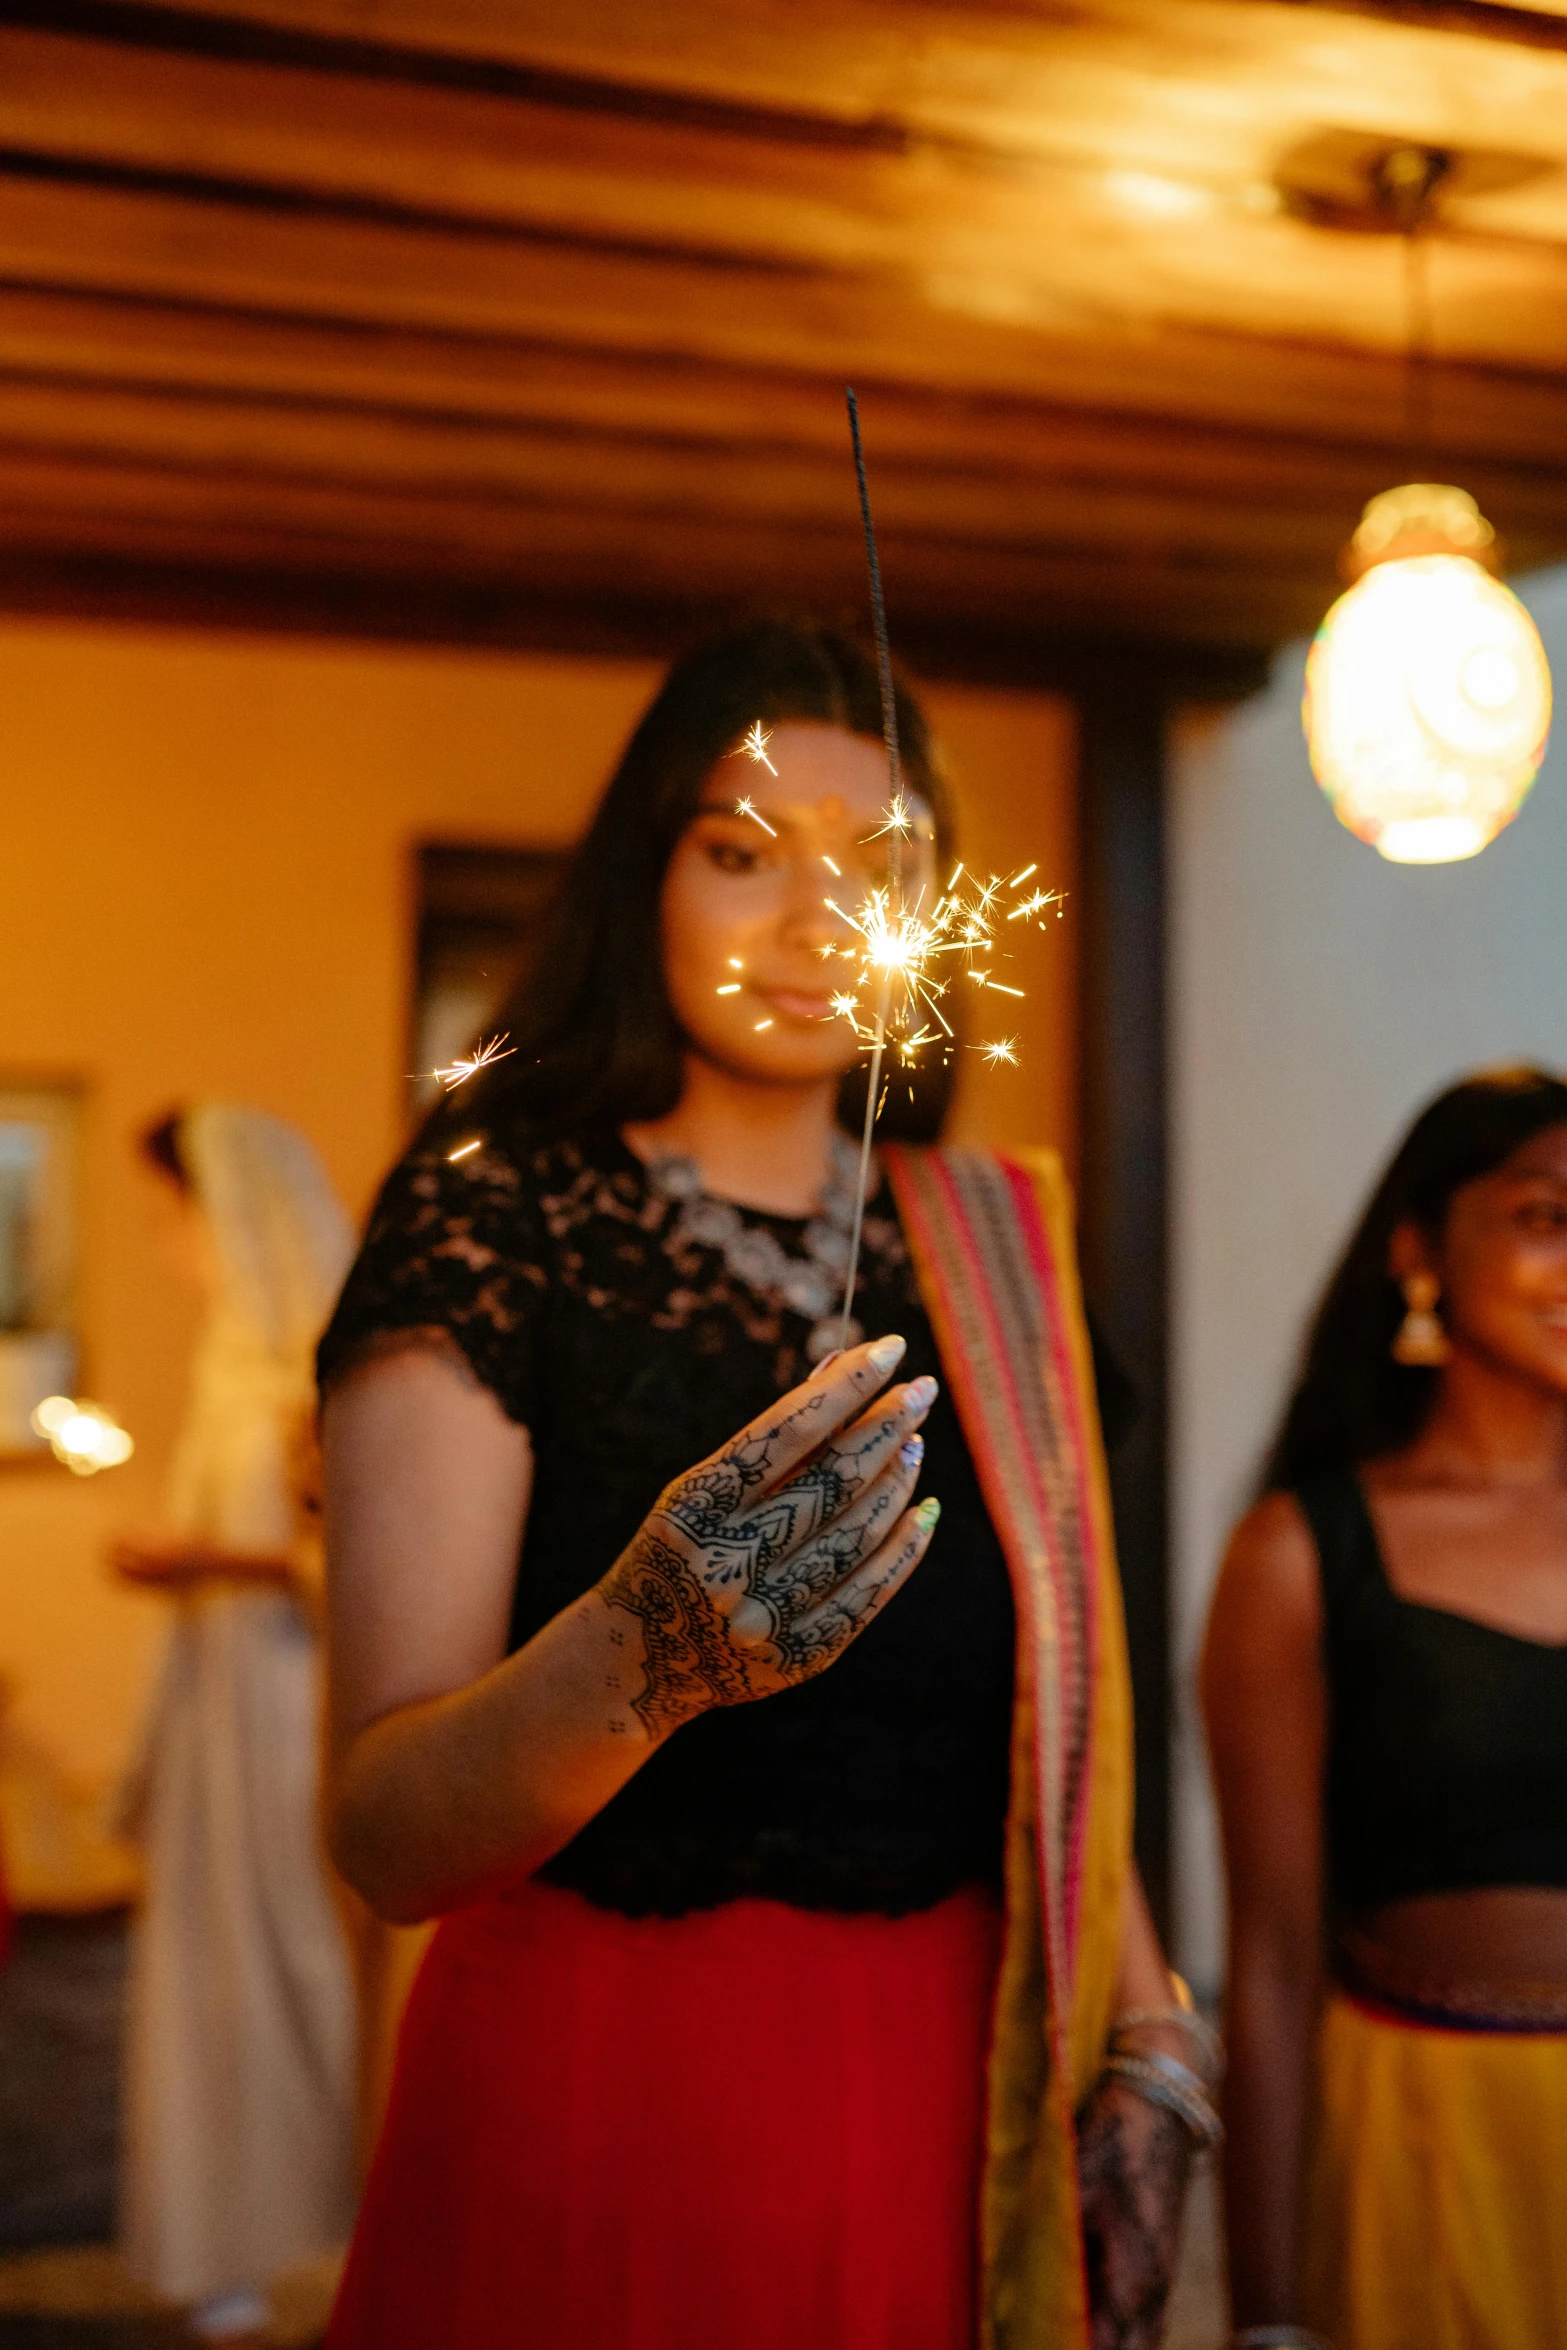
427 619 957 1146
1263 1066 1567 1490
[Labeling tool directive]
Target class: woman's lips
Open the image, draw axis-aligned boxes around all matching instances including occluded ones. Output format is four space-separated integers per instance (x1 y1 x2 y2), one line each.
756 987 836 1022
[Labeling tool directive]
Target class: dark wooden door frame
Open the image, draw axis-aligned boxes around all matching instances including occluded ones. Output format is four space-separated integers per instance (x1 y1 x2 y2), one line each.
1072 653 1262 1940
1076 685 1174 1935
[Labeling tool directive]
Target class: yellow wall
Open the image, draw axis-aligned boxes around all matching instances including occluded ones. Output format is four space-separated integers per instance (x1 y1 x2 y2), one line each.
0 619 1076 1808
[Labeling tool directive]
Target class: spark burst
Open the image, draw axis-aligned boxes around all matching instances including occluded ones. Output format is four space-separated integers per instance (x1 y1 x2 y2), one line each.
433 1033 516 1089
822 866 1063 1070
734 720 778 775
868 792 916 841
707 390 1069 1347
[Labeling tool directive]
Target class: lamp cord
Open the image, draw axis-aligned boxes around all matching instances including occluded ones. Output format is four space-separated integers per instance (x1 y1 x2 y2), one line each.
1402 225 1434 476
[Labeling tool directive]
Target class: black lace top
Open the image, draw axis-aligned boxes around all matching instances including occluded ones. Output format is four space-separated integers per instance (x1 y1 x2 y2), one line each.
317 1125 1016 1918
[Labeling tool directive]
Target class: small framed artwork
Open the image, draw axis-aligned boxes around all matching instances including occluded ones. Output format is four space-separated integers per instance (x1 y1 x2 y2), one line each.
410 843 568 1119
0 1081 81 1459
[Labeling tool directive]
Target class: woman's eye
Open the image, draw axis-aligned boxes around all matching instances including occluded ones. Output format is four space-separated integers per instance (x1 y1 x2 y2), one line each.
705 840 761 876
1516 1199 1567 1233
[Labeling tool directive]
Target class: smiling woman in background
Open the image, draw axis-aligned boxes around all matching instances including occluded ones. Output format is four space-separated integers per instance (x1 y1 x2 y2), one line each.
1205 1068 1567 2350
315 622 1210 2350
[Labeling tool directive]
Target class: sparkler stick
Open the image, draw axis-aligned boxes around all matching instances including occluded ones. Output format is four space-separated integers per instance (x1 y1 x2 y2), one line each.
832 389 1064 1350
712 393 1059 1353
838 386 903 1350
846 386 904 866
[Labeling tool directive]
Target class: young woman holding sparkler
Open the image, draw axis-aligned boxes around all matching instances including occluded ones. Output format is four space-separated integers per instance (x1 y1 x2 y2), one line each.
318 623 1207 2350
1206 1069 1567 2350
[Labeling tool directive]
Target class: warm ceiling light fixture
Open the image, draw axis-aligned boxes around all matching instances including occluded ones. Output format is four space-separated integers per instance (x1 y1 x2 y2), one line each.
1103 169 1214 220
1302 146 1552 863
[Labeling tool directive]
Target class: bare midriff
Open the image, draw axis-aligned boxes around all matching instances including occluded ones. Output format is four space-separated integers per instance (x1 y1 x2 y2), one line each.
1351 1886 1567 2012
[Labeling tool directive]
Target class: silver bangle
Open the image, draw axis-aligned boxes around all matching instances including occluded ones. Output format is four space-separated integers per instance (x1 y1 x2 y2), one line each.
1111 2004 1225 2087
1102 2052 1224 2148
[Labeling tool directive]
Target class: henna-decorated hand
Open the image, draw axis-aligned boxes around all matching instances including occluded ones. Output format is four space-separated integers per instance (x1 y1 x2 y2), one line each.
596 1334 940 1740
1077 2076 1194 2350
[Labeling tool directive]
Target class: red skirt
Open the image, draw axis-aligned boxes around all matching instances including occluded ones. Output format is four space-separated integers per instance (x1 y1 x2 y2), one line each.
329 1877 1003 2350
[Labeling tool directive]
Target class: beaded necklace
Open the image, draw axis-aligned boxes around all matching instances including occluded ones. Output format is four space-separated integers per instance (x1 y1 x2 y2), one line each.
647 1130 870 1359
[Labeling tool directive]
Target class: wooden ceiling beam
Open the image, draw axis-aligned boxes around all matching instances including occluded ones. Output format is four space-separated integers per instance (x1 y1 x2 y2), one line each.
0 541 1275 700
5 285 1567 534
10 20 1567 278
0 374 1368 568
1 0 1563 655
7 173 1567 465
0 441 1348 634
4 365 1567 578
7 23 1567 364
58 0 1567 148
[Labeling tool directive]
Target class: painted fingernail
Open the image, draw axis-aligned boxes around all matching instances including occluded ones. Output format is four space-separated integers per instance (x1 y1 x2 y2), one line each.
900 1434 925 1467
907 1374 939 1409
916 1497 942 1529
867 1334 906 1373
807 1348 843 1381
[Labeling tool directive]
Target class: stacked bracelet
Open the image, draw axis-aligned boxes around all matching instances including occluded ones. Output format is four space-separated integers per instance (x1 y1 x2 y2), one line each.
1101 2050 1225 2148
1110 2002 1225 2087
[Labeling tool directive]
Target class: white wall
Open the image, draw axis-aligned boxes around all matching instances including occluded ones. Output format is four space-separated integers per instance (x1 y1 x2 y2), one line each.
1168 562 1567 1994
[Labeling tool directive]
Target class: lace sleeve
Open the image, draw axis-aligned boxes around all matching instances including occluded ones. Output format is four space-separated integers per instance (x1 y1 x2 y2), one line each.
316 1136 549 1426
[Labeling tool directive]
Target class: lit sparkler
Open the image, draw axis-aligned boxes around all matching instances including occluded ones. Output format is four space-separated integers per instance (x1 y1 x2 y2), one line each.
823 867 1062 1061
734 796 778 836
827 387 1066 1347
868 792 916 841
433 1033 516 1089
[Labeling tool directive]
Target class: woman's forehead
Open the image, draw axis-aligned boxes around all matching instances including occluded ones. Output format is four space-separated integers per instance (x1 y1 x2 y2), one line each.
702 721 900 815
1495 1122 1567 1182
698 728 933 843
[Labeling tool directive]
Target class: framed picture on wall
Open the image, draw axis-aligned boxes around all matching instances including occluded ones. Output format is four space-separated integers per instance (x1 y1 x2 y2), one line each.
410 843 568 1119
0 1081 81 1458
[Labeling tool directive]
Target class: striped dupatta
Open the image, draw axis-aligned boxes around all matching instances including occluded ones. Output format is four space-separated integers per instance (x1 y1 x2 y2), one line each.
884 1144 1134 2350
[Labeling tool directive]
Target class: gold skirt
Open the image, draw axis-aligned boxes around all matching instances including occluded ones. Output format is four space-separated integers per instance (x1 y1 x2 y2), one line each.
1302 1990 1567 2350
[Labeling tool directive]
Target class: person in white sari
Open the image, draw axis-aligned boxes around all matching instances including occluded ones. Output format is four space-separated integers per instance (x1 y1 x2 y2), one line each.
115 1103 357 2340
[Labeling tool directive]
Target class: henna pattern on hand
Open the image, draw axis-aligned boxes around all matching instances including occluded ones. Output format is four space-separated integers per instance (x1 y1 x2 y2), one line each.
1076 2077 1193 2350
600 1530 757 1738
597 1373 933 1742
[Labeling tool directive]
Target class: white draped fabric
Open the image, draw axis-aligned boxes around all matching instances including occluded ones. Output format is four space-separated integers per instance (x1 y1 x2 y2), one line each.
121 1103 358 2306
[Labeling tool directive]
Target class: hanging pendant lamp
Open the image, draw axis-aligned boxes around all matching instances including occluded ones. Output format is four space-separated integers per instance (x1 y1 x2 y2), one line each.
1301 150 1552 863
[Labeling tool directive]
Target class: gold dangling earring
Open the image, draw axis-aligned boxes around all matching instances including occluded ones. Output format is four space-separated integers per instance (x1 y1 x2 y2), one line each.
1392 1270 1451 1366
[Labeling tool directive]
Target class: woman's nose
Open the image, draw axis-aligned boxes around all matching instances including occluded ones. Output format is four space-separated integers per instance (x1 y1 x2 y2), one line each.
780 858 846 951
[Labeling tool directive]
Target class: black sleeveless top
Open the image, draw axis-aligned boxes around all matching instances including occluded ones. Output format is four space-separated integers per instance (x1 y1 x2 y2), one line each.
1298 1468 1567 1915
318 1125 1019 1919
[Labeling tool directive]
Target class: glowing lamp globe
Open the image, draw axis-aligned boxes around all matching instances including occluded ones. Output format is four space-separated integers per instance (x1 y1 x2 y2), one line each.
1303 484 1551 864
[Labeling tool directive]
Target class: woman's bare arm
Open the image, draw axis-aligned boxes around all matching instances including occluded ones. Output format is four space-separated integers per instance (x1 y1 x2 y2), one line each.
113 1537 298 1590
324 1339 938 1924
1201 1491 1327 2327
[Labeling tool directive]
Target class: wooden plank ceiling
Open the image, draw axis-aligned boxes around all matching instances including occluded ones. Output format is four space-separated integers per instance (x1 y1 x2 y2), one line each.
3 0 1567 668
